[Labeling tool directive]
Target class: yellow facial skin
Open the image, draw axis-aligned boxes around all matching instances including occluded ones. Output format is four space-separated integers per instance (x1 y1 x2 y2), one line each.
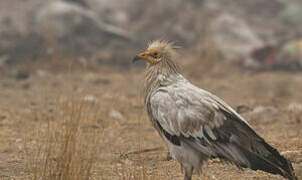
133 49 161 64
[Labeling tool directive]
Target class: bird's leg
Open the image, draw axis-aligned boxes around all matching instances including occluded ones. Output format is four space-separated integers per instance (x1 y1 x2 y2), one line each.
166 151 172 161
184 166 193 180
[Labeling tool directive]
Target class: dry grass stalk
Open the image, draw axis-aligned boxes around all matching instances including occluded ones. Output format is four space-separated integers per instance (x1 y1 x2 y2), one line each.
24 99 98 180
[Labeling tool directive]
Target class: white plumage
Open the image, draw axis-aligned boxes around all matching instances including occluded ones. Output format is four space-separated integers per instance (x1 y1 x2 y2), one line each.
133 40 297 180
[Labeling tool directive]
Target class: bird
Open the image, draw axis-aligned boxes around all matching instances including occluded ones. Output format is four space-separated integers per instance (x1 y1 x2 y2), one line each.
132 40 297 180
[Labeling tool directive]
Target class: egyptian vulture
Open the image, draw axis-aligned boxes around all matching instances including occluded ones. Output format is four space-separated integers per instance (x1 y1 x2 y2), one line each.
132 40 297 180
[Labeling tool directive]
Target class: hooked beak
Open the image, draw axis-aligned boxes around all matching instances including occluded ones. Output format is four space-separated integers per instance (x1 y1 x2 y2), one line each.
132 55 142 63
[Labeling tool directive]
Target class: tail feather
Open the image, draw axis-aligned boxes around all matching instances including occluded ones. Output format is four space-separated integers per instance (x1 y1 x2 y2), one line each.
238 140 297 180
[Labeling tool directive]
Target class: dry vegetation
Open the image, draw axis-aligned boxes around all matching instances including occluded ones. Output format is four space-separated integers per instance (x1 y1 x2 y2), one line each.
24 99 98 180
0 54 301 180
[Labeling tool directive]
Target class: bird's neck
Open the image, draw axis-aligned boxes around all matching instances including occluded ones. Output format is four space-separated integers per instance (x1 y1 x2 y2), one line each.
143 60 180 103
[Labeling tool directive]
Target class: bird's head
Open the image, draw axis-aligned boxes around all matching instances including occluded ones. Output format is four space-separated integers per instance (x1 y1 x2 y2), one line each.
132 40 178 65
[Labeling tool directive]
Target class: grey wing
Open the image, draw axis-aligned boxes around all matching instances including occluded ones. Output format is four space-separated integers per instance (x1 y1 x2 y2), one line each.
149 87 253 162
149 85 295 179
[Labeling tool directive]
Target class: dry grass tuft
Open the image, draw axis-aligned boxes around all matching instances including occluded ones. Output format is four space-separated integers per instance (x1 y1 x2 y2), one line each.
24 98 99 180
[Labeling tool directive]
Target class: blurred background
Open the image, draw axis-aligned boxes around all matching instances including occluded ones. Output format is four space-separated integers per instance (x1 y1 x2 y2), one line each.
0 0 302 179
0 0 302 69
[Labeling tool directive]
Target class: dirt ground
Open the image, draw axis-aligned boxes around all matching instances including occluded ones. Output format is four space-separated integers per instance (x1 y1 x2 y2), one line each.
0 57 301 180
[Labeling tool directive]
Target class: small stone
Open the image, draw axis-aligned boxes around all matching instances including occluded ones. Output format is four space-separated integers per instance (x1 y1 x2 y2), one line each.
244 106 278 123
83 95 97 102
15 70 30 80
0 115 6 121
287 103 302 113
36 70 50 77
18 145 23 152
236 105 252 114
109 110 124 120
281 150 300 156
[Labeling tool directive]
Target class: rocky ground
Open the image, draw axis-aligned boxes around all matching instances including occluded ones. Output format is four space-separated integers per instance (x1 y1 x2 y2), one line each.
0 57 301 179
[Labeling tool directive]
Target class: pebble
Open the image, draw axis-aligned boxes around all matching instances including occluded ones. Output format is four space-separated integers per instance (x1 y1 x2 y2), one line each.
109 110 124 120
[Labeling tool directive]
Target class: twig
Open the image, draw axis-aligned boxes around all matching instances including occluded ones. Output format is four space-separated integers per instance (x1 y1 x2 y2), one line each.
120 147 163 158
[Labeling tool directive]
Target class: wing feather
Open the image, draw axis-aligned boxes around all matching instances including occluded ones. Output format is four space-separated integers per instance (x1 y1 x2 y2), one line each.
148 81 296 179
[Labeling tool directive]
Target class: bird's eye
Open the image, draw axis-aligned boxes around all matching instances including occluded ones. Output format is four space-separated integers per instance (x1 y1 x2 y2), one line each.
149 52 159 58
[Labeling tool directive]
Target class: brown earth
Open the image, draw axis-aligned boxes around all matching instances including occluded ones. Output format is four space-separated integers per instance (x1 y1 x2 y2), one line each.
0 57 301 180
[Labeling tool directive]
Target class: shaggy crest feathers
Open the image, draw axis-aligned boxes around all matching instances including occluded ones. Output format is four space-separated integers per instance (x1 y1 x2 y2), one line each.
147 40 180 60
